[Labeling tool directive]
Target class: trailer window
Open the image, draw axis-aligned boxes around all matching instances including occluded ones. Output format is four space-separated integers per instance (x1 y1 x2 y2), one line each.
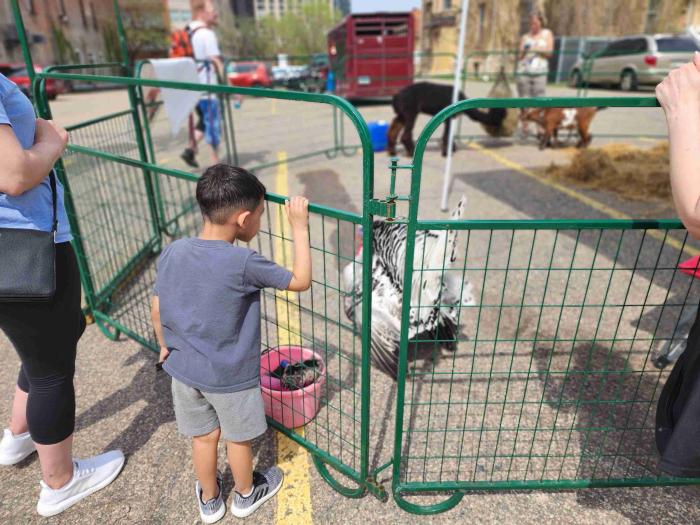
385 21 408 36
355 22 383 36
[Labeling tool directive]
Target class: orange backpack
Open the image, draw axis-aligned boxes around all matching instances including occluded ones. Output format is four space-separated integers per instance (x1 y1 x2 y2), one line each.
169 26 203 58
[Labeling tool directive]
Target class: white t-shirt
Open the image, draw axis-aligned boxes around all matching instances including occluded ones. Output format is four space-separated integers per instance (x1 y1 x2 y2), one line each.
189 20 220 86
518 29 552 76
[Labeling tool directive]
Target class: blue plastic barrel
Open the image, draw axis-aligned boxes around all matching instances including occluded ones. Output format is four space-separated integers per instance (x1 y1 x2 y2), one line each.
367 120 389 152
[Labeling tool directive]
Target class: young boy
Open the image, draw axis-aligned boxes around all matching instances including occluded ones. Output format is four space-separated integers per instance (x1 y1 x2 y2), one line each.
151 165 311 522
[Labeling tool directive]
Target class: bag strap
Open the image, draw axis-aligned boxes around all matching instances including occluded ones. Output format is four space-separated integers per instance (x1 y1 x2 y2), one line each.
49 170 57 234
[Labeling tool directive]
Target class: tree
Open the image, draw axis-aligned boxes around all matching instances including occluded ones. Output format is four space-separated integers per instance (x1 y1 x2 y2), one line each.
116 0 169 60
273 1 341 57
218 0 341 60
218 8 277 58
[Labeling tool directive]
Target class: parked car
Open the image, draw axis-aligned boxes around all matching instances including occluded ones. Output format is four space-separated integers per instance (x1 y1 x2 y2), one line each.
226 61 273 88
271 64 306 87
0 63 63 100
569 34 700 91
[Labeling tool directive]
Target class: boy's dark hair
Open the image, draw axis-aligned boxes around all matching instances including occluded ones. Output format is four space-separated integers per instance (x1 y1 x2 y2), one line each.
196 164 266 224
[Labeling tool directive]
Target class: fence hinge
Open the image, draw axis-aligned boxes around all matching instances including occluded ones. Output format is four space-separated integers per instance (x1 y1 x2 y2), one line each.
370 157 413 222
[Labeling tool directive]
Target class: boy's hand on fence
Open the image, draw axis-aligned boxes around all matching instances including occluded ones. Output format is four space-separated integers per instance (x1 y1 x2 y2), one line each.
656 53 700 123
285 196 312 292
285 196 309 231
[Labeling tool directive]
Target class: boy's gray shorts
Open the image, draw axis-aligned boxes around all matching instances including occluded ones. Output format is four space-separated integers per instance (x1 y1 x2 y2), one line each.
171 378 268 442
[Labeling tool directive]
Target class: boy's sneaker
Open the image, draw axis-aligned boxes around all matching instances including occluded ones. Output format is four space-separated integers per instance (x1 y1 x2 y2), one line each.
36 450 125 517
180 148 199 168
231 466 284 518
0 428 36 465
195 470 226 524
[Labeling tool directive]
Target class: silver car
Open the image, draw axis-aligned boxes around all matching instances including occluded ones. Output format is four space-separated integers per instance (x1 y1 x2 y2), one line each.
569 34 699 91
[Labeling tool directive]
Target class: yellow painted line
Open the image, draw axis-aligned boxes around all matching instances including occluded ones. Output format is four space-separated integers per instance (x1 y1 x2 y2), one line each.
469 142 698 257
158 156 173 166
273 151 313 525
638 137 664 143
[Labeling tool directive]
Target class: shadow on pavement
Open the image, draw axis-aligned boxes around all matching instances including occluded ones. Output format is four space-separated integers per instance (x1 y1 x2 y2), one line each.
75 350 174 457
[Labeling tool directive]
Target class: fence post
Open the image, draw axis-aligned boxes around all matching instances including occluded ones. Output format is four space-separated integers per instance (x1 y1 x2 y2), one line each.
113 0 163 247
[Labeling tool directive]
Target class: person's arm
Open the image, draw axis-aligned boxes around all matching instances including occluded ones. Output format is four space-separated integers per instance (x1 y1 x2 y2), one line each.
285 196 312 292
150 296 169 363
211 55 225 83
0 119 68 196
540 29 554 59
656 53 700 239
204 30 225 83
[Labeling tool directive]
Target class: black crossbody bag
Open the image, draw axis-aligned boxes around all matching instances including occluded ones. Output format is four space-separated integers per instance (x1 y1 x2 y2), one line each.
0 172 57 301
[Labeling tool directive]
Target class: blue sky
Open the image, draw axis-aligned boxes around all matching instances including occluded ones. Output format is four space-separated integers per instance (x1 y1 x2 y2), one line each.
352 0 420 12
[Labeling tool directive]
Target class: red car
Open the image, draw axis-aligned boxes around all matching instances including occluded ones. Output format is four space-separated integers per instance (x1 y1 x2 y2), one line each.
0 64 63 100
227 61 273 88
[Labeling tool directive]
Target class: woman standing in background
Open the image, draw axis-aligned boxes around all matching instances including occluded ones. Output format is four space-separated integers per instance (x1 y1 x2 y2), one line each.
516 10 554 137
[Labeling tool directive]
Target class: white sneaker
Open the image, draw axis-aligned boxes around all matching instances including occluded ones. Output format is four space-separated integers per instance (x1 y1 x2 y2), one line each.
36 450 125 517
0 428 36 465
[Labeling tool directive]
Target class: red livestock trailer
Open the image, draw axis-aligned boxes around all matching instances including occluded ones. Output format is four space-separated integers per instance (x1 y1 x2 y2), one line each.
327 12 415 99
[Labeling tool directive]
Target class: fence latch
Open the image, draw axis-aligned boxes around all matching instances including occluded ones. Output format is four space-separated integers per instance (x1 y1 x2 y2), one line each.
369 157 412 222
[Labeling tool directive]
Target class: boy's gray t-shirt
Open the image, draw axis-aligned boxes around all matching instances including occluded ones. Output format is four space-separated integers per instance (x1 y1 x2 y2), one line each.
155 238 293 393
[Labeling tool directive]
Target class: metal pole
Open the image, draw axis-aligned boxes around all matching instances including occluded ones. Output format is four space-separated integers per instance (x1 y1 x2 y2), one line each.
114 0 130 69
440 0 470 212
10 0 36 89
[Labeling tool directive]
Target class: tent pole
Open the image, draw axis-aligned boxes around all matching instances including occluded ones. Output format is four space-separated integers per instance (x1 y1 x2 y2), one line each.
441 0 470 212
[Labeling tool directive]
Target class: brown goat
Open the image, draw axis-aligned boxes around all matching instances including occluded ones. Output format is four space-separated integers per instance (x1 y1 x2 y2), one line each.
522 107 605 150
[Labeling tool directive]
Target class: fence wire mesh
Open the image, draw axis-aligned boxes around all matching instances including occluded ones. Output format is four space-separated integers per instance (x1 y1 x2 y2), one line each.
398 223 700 489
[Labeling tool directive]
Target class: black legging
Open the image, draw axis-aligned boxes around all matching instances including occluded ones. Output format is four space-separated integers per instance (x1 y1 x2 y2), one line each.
0 242 86 445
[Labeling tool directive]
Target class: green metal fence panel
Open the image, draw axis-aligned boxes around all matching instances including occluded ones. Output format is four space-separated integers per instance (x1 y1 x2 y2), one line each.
31 66 383 499
392 96 700 514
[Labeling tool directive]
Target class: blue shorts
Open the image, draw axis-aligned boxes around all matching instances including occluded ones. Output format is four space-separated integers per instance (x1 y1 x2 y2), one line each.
197 98 221 149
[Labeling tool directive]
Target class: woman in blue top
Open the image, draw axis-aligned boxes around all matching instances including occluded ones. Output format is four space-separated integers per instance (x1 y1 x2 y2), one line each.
0 73 124 517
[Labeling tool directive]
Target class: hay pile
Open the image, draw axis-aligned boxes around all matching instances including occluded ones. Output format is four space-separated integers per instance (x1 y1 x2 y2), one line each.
545 142 671 200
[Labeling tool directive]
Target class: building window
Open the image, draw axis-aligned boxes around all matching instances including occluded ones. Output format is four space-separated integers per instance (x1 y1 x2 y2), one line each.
91 3 98 31
79 0 88 28
477 2 486 42
444 0 452 9
25 0 37 15
58 0 68 23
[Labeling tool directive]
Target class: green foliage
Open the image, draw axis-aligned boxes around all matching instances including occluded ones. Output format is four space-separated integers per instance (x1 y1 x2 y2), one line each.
218 0 341 60
218 8 276 58
51 24 79 64
118 0 169 59
102 24 121 63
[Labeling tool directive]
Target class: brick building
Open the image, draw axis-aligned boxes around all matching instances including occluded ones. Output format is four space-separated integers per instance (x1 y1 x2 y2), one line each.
0 0 119 65
1 0 172 66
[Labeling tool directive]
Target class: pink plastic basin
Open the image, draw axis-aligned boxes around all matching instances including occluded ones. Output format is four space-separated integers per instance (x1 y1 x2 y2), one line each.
260 345 325 429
